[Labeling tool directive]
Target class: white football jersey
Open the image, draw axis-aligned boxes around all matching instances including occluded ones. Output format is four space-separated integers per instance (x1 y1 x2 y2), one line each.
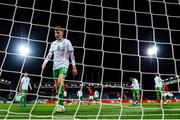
21 76 30 90
77 90 83 97
94 91 99 98
44 39 75 70
131 78 140 89
154 76 163 88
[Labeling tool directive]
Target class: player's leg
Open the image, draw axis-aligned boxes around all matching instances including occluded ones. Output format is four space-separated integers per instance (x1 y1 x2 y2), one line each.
94 97 98 104
132 90 136 105
57 67 68 112
88 96 91 105
20 91 24 107
53 69 63 112
54 79 58 96
156 87 161 103
80 96 83 104
53 70 58 96
136 90 140 104
78 96 82 104
21 90 27 107
161 87 167 104
88 96 92 105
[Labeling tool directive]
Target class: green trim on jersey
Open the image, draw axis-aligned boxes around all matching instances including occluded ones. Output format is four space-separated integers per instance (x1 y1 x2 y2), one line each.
53 67 68 79
22 89 27 94
133 89 140 95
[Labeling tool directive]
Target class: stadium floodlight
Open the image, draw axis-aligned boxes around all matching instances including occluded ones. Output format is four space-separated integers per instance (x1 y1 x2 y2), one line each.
147 46 158 56
18 45 30 56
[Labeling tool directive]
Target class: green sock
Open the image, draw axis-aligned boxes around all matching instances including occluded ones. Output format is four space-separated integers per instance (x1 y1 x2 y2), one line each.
58 86 64 106
20 96 23 106
24 97 26 105
21 96 25 106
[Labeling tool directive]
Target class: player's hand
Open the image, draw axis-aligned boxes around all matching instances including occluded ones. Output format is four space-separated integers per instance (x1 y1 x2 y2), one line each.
72 66 78 78
41 63 46 70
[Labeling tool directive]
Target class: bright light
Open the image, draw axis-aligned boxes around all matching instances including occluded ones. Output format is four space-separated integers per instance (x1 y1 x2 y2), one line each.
147 46 158 56
18 45 30 56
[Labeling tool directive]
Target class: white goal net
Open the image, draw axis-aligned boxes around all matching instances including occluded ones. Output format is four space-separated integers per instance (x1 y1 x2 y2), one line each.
0 0 180 120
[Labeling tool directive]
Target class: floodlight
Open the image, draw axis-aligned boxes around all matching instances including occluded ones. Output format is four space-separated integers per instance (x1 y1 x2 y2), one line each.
18 45 30 56
147 46 158 56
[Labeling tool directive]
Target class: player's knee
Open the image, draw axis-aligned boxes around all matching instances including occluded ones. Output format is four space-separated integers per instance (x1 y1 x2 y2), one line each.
58 79 64 86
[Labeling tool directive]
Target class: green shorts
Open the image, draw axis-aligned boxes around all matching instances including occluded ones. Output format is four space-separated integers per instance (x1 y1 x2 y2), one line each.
22 89 27 94
53 67 68 79
133 89 140 95
156 87 164 93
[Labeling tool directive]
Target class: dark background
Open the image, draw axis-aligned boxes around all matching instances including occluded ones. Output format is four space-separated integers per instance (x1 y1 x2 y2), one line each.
0 0 180 99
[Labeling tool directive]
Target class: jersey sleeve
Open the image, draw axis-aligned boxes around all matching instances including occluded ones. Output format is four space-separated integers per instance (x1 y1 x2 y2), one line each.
66 40 76 65
131 80 135 87
67 40 74 52
49 43 54 53
21 77 24 83
69 52 76 65
43 44 53 64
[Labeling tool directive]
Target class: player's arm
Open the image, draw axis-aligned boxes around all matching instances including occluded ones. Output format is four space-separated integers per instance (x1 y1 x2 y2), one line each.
68 40 78 78
154 78 157 88
28 81 32 90
19 78 23 91
42 44 53 70
124 84 133 89
19 82 22 92
69 51 77 77
128 82 134 89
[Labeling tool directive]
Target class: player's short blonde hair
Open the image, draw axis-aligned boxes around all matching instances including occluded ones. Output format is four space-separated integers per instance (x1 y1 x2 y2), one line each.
54 26 64 32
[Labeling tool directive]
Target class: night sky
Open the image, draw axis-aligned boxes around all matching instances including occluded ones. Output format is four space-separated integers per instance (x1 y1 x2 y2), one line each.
0 0 180 93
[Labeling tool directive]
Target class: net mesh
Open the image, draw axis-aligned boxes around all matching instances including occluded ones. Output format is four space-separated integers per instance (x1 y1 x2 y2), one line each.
0 0 180 119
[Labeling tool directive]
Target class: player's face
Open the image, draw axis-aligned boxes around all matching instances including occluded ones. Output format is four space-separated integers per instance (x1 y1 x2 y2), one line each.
24 73 28 77
55 30 63 40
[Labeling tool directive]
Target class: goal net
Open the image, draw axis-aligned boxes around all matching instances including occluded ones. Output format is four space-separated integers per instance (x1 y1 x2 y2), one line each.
0 0 180 119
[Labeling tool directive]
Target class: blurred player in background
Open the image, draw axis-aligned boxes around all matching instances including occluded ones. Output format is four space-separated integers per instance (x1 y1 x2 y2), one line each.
154 74 167 105
129 77 140 105
77 89 83 104
94 90 99 104
42 26 78 112
63 84 70 104
19 72 32 107
163 82 173 100
117 92 122 102
88 87 94 105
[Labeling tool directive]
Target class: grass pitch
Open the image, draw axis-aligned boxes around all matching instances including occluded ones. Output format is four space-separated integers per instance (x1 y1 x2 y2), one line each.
0 102 180 119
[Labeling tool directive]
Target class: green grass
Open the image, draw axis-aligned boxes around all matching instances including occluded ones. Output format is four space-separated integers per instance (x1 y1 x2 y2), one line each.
0 102 180 119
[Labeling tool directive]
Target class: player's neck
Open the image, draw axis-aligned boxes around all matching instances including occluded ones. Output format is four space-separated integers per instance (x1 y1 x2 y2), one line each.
57 38 64 42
